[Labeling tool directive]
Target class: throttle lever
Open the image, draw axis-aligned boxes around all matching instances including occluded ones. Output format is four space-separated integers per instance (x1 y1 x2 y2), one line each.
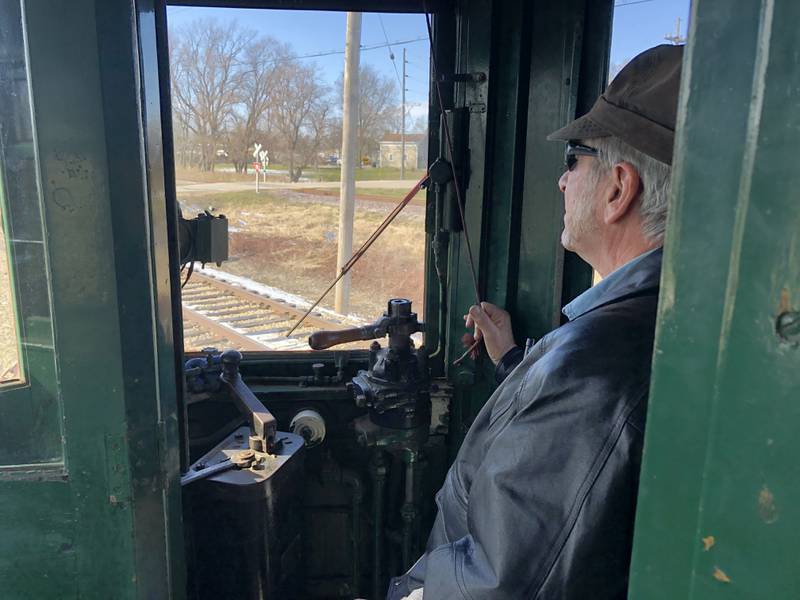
308 321 387 350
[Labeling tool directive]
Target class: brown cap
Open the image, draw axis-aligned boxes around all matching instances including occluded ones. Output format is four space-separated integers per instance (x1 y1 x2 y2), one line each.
547 44 684 165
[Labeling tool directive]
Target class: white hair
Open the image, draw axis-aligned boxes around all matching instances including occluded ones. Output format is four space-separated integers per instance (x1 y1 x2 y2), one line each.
585 136 672 242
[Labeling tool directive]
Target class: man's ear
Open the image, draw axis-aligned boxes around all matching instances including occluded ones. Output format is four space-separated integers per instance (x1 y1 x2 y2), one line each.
603 161 642 225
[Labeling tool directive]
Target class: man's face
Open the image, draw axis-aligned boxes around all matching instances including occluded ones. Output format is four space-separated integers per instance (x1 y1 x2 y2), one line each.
558 150 604 254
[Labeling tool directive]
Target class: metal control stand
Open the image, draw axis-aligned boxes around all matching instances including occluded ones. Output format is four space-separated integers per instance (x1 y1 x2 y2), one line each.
181 349 278 486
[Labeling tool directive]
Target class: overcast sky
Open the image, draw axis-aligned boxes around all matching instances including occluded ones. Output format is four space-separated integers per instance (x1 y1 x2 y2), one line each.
167 0 691 127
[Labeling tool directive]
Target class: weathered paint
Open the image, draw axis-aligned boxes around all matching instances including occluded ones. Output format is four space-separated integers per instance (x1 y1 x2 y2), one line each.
0 1 182 597
629 0 800 597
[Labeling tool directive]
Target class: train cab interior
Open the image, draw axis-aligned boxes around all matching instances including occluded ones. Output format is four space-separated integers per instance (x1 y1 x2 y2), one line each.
0 0 797 598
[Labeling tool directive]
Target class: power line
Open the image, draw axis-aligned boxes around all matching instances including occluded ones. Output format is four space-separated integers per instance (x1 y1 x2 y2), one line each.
292 36 427 62
377 14 403 88
614 0 657 7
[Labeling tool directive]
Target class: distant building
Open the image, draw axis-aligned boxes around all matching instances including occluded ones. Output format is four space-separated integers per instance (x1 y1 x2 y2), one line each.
379 133 428 169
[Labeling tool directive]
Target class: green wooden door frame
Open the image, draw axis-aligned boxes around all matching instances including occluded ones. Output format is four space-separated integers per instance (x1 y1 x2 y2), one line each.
629 0 800 597
0 1 184 597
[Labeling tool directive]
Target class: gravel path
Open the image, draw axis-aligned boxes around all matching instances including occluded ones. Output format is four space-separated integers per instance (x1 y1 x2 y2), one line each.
269 189 425 218
176 178 421 195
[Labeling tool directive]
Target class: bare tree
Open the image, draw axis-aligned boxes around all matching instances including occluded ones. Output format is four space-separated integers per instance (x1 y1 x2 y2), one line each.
170 20 252 171
302 102 334 174
409 111 429 134
227 37 292 173
337 65 401 164
272 61 330 182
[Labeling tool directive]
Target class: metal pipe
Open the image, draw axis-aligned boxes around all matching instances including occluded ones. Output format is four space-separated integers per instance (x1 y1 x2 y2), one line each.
341 469 364 597
371 450 387 600
401 455 417 569
414 454 428 558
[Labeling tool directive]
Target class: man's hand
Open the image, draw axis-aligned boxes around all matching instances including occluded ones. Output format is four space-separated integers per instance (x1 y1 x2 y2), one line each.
464 302 517 364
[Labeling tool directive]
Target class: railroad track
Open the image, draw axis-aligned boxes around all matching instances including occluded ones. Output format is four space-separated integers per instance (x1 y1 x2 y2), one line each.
182 271 364 352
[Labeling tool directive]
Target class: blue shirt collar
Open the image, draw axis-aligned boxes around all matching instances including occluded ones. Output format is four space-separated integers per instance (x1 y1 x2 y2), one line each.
562 247 663 321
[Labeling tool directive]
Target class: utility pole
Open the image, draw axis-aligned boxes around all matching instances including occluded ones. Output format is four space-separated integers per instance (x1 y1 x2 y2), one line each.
400 47 407 180
335 12 361 314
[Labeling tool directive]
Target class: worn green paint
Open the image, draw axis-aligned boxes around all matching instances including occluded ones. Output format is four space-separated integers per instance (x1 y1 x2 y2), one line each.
138 2 188 594
0 1 182 597
423 10 456 380
629 0 800 597
516 0 610 340
96 1 186 596
439 0 611 453
438 0 493 449
560 0 611 306
479 0 531 393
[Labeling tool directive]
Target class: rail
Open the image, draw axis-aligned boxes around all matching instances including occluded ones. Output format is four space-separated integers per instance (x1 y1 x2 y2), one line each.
182 271 363 351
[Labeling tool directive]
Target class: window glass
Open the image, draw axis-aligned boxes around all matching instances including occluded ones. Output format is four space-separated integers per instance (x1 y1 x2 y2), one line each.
0 0 62 466
168 8 429 352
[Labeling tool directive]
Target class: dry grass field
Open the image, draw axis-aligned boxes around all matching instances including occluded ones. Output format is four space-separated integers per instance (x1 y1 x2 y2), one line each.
182 188 426 321
0 184 425 371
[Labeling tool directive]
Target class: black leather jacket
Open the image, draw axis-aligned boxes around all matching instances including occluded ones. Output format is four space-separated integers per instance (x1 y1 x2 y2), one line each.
387 249 662 599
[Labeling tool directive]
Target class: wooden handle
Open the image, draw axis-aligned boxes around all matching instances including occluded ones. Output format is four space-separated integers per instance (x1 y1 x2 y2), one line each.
308 326 379 350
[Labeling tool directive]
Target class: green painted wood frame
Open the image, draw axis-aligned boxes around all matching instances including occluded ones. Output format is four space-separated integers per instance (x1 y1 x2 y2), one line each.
0 1 184 597
630 0 800 597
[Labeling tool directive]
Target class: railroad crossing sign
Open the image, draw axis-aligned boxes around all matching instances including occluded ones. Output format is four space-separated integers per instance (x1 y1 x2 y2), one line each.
253 143 268 192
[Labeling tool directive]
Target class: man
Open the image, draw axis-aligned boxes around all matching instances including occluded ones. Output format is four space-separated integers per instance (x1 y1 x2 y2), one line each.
387 44 683 600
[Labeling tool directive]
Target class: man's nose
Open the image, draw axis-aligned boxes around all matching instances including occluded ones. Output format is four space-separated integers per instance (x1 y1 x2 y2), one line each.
558 170 568 192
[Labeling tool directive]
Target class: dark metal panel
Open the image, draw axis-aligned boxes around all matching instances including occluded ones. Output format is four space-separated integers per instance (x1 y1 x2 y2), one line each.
442 0 495 447
466 0 533 399
125 0 189 595
515 0 588 341
93 1 181 593
437 1 612 455
560 0 612 306
152 1 192 473
91 6 174 594
481 0 531 321
629 0 799 597
138 3 189 593
423 11 454 379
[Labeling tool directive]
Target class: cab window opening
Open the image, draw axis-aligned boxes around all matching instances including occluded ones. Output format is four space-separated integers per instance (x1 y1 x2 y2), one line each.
167 6 431 353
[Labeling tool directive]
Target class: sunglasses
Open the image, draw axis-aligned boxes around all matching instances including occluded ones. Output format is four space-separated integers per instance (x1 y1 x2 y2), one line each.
565 141 599 171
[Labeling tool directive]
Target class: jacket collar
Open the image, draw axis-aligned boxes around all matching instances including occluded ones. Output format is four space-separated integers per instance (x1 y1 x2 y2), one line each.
562 246 663 321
